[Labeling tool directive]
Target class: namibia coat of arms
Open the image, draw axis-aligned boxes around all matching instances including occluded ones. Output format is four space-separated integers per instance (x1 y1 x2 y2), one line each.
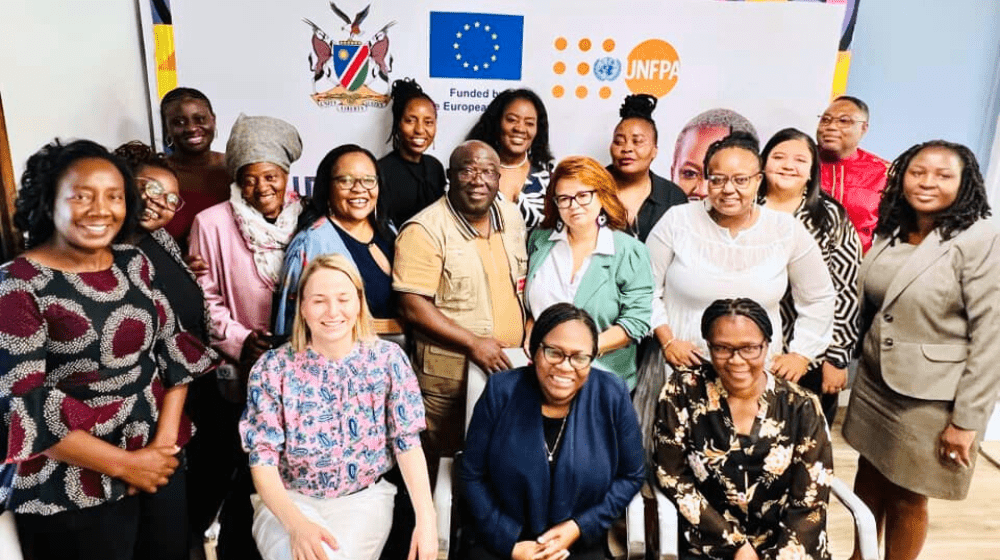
304 2 395 111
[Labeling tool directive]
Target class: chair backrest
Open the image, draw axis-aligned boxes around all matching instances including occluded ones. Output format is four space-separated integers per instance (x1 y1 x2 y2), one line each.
464 348 530 433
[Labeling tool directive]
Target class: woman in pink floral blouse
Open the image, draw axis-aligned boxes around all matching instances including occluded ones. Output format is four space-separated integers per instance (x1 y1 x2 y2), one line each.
239 254 436 560
654 298 833 560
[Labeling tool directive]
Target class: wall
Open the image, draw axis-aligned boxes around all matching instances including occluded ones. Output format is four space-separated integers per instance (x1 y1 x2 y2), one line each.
845 0 1000 172
0 0 152 179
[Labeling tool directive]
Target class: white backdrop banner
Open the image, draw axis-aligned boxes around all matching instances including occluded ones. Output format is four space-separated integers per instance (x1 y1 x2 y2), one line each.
168 0 844 194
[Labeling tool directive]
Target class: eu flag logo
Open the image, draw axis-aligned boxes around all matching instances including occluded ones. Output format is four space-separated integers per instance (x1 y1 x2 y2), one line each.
429 11 524 80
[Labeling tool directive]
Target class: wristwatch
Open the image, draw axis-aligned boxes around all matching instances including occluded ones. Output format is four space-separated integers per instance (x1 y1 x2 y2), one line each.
825 357 849 369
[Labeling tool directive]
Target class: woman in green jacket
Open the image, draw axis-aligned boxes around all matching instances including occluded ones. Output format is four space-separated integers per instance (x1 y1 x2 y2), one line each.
525 156 654 389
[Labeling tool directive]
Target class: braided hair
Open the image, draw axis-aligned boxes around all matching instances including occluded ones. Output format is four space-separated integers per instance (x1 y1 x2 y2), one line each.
113 140 175 177
14 139 140 249
703 130 762 174
874 140 991 242
466 88 554 169
387 78 436 152
528 302 599 360
758 128 845 232
617 93 658 143
700 298 773 343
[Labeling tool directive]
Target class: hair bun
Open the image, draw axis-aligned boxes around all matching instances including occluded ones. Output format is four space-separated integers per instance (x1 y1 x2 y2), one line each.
619 94 657 120
390 78 425 101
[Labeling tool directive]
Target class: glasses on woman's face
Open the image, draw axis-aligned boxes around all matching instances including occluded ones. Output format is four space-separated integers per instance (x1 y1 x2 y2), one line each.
539 343 593 370
554 190 597 209
332 175 378 191
707 341 766 361
137 177 183 211
706 173 761 191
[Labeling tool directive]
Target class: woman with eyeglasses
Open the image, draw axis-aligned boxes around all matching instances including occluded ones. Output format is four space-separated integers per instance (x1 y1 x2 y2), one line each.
460 303 645 560
637 132 834 455
115 142 231 541
524 156 654 389
274 144 400 339
654 298 833 560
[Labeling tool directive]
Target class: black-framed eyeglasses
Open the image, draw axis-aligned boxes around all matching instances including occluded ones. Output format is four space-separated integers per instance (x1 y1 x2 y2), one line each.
818 115 866 128
554 190 597 209
706 173 761 190
137 177 183 211
456 167 500 182
539 343 593 370
332 175 378 191
707 341 767 360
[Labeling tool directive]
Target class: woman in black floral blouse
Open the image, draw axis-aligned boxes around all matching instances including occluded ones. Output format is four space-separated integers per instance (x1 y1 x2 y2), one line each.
654 298 833 560
0 140 215 560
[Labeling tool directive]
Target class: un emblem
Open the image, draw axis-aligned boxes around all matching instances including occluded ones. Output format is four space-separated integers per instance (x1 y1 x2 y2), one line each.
593 57 622 81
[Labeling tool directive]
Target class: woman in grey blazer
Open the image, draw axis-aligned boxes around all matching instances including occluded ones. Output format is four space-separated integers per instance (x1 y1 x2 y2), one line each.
842 140 1000 560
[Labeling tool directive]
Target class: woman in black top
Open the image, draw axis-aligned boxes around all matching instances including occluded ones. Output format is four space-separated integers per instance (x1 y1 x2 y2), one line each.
608 94 687 243
377 79 446 226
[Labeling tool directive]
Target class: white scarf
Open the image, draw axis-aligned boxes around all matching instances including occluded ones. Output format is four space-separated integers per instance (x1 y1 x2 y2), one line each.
228 183 302 289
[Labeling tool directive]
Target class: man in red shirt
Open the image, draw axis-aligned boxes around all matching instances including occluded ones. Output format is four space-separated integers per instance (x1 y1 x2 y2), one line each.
816 96 889 252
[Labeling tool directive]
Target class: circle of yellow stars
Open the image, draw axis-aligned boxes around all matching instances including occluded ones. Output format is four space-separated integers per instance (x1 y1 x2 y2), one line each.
453 21 500 73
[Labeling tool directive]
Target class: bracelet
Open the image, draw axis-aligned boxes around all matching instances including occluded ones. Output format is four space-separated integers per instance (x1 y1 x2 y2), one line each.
661 338 675 351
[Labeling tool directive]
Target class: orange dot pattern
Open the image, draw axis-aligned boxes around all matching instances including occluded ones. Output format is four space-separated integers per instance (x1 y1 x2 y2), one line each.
552 37 619 100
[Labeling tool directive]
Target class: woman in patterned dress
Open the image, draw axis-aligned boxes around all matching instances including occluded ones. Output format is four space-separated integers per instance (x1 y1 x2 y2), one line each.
758 128 863 426
240 254 436 560
0 139 215 560
466 88 554 230
654 298 833 560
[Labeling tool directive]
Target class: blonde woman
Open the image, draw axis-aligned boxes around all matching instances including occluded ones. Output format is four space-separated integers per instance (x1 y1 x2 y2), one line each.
240 255 436 560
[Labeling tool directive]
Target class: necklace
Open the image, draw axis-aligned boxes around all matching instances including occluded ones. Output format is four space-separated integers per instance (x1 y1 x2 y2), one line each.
499 154 529 169
544 412 570 463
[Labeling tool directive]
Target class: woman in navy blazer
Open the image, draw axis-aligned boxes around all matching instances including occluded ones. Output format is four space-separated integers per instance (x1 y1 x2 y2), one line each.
459 304 645 560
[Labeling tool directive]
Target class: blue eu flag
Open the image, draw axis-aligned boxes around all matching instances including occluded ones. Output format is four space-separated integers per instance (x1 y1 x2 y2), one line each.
429 11 524 80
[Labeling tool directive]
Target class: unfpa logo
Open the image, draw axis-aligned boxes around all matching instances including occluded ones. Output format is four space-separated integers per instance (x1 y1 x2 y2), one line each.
625 39 680 98
551 36 680 100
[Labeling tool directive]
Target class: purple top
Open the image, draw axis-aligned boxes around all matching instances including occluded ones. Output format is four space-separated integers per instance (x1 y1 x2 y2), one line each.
239 339 425 498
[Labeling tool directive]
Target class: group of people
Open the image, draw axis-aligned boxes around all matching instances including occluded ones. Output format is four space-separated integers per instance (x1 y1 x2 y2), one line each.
0 77 998 560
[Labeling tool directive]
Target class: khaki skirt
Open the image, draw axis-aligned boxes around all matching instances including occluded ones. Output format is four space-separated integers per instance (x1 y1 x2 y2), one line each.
842 359 979 500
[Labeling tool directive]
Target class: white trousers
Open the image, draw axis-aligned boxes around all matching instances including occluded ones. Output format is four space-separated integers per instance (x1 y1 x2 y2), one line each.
251 479 396 560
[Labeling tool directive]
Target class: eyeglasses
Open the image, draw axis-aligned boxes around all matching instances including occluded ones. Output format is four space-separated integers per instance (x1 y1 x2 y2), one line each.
706 173 761 190
456 167 500 182
539 343 593 370
332 175 378 191
137 177 183 211
818 115 867 128
554 190 597 209
707 342 766 361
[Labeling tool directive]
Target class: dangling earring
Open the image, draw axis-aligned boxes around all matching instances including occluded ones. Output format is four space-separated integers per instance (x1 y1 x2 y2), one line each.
596 210 608 228
555 219 565 233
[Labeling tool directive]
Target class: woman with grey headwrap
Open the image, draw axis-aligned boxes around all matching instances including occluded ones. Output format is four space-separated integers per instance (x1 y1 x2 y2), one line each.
189 113 304 374
186 114 304 559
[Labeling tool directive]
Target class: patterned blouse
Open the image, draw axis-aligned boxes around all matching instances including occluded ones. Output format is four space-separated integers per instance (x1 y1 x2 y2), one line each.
0 246 216 514
501 163 550 231
654 364 833 560
239 339 425 499
779 198 862 367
